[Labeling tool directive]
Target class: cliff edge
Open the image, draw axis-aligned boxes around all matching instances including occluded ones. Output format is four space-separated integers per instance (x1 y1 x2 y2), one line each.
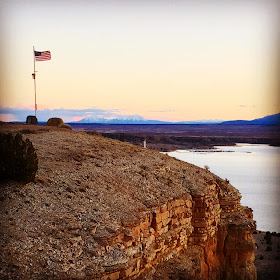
0 124 256 279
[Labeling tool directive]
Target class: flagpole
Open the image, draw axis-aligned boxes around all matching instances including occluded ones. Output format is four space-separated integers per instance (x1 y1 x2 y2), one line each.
33 46 37 118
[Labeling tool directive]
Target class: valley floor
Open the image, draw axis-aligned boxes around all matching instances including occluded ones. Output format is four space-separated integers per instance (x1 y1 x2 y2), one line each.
70 123 280 151
254 232 280 280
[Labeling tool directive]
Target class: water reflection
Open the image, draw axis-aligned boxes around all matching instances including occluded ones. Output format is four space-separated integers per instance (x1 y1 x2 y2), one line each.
168 144 280 232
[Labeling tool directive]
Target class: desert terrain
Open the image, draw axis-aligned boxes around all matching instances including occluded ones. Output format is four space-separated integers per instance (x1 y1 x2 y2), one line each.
0 123 279 279
69 124 280 151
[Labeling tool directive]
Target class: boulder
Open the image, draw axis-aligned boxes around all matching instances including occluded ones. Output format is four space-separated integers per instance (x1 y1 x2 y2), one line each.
47 118 64 126
26 116 38 125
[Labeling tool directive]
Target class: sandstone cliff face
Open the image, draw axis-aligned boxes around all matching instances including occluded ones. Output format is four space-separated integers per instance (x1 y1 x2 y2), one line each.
0 124 256 279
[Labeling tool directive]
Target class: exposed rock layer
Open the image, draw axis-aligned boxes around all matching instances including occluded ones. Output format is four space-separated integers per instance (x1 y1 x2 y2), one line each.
0 124 256 279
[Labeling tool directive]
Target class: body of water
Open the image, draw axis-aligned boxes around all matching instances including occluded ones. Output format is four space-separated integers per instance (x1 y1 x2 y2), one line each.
168 144 280 232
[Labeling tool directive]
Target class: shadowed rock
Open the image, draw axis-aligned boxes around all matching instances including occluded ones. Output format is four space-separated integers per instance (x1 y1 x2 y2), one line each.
26 115 38 125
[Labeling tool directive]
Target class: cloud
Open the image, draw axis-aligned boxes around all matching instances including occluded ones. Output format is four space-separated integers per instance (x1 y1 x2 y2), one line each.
239 105 256 109
148 109 175 113
0 114 14 122
0 107 138 122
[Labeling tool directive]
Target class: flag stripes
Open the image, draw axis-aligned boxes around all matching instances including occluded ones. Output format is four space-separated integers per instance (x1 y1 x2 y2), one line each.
34 50 51 61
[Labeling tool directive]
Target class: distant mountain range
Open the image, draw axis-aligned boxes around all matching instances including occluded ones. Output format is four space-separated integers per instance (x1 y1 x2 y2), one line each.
221 113 280 125
76 117 170 124
76 117 222 125
75 113 280 125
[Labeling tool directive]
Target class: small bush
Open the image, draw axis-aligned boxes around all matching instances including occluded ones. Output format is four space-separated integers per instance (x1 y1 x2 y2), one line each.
204 165 210 171
167 177 173 185
87 131 101 137
20 129 37 134
266 245 272 252
264 231 272 244
0 133 38 183
140 165 148 171
58 123 72 130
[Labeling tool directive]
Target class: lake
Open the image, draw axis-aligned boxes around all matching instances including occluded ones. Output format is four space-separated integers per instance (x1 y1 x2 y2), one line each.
168 144 280 232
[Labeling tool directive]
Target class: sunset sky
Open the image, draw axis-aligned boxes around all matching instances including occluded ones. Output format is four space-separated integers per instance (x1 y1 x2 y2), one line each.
0 0 279 122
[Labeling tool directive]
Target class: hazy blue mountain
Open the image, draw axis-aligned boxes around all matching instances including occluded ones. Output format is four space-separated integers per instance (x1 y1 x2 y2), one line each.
76 116 223 125
76 117 172 124
221 113 280 125
75 113 280 125
176 120 223 124
76 118 225 124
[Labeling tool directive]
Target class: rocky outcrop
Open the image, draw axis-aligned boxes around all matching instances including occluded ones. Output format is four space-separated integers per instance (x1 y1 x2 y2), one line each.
95 182 256 280
0 124 256 279
47 117 64 126
26 115 38 125
46 118 72 129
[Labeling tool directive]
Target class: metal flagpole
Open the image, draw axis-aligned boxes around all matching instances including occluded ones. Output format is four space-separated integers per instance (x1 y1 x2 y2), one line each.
33 46 37 117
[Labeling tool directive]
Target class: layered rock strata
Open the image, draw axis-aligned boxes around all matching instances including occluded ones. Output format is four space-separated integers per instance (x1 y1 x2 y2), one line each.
0 124 256 279
98 183 256 280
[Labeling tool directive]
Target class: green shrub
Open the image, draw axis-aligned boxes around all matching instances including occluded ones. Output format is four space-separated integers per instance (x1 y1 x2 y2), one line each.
0 133 38 183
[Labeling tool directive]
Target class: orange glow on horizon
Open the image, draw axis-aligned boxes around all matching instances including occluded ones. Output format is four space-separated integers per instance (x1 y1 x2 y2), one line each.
0 1 279 122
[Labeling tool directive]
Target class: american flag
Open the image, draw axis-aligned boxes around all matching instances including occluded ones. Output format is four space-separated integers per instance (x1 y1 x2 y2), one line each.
34 50 51 61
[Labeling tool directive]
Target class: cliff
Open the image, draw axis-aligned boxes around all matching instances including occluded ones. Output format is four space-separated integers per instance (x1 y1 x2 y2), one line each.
0 124 256 279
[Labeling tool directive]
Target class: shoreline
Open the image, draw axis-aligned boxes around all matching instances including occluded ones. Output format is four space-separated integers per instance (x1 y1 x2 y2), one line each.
99 134 280 152
69 123 280 152
100 139 279 153
166 144 280 234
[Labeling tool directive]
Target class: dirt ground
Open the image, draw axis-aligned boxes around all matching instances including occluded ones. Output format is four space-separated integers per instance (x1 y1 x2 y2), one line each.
1 123 279 279
254 231 280 280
